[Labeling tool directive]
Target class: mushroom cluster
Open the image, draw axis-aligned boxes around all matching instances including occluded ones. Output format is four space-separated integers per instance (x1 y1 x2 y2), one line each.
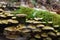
4 16 60 40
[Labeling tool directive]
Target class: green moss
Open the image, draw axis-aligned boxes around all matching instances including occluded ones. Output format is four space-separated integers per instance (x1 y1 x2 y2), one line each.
52 14 60 25
13 6 60 26
13 6 36 19
35 11 53 21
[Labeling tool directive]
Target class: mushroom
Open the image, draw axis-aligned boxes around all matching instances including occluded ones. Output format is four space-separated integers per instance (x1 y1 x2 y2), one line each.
21 28 31 33
34 34 41 38
12 17 16 19
27 25 36 29
26 20 34 23
0 20 2 24
7 14 14 17
16 24 27 30
2 20 8 24
32 21 42 24
48 32 56 37
56 32 60 37
34 18 43 21
36 24 44 28
16 14 27 17
32 29 41 32
53 25 59 28
41 33 48 38
8 19 18 23
48 21 53 24
0 15 6 18
4 27 17 31
42 26 54 31
0 9 4 13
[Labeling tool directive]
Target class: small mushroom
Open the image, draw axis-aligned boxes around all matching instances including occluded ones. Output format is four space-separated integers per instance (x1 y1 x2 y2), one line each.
53 25 59 28
6 35 18 39
12 20 18 23
12 17 16 19
33 21 42 24
48 21 53 24
0 9 3 12
7 14 14 17
34 34 41 38
56 32 60 37
16 24 27 30
43 37 52 40
0 20 2 24
0 15 6 18
26 20 34 23
21 29 31 33
42 26 54 31
4 27 17 31
41 33 48 38
48 32 56 37
41 22 46 24
30 38 36 40
34 18 43 21
36 24 44 28
8 19 18 23
27 25 36 29
2 20 8 24
0 13 3 15
16 14 27 17
33 29 41 32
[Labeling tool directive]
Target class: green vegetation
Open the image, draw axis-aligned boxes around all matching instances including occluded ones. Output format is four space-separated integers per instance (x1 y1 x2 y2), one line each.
35 11 53 21
53 14 60 25
13 6 60 26
13 6 36 19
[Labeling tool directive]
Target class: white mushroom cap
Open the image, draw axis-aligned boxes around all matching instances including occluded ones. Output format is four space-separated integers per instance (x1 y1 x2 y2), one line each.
42 26 54 30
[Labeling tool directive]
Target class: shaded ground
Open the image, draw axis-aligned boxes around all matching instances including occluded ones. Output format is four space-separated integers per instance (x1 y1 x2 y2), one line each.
0 35 10 40
0 34 27 40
